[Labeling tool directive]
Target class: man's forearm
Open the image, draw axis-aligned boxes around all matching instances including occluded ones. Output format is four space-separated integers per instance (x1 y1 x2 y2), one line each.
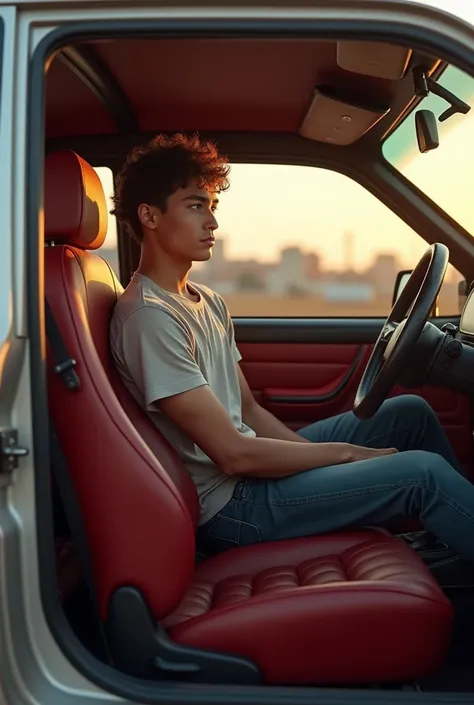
243 401 311 443
229 435 352 477
226 433 397 478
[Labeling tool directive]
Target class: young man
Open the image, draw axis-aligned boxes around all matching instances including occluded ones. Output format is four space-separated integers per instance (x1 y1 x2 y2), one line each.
110 132 474 560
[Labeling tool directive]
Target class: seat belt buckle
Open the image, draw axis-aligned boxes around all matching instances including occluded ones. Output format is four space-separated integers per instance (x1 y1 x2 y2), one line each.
53 358 81 390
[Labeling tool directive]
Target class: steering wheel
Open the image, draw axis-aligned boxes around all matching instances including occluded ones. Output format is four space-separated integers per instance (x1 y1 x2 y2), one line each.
353 243 449 420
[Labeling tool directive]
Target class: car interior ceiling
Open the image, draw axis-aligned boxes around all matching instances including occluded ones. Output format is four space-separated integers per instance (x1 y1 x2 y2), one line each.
42 34 474 695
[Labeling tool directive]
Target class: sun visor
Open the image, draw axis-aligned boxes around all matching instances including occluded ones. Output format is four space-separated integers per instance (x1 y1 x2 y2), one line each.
336 41 412 80
299 85 390 146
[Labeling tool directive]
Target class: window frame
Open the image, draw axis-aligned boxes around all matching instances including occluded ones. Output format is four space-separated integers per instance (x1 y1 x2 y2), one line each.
71 135 474 301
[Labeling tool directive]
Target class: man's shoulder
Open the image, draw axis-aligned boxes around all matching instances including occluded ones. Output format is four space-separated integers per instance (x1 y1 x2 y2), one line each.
112 276 181 329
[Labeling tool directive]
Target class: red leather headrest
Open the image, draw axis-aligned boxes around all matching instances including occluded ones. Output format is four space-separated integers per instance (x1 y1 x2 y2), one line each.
45 150 108 250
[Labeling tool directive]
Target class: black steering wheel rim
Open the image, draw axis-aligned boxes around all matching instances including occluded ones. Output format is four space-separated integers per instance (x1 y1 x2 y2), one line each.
353 243 449 420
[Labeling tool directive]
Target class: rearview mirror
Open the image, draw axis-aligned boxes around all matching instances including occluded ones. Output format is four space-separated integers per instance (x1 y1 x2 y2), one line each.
415 109 439 153
392 269 440 315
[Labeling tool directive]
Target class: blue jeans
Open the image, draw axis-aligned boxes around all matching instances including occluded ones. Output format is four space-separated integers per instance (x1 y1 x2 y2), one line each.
197 395 474 560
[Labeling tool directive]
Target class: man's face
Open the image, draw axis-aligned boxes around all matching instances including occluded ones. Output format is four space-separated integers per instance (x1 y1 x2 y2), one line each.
139 178 219 263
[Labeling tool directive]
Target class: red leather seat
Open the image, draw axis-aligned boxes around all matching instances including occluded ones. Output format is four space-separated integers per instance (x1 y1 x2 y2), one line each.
44 150 453 686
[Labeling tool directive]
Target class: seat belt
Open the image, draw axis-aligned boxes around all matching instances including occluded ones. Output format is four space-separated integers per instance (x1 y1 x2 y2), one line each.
44 299 81 391
45 298 113 665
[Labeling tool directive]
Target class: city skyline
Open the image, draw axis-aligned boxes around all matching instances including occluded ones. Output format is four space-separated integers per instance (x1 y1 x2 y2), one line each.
99 231 462 318
195 235 460 282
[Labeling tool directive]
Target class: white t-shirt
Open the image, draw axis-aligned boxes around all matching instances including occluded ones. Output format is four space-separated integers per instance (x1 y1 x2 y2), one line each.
110 272 256 525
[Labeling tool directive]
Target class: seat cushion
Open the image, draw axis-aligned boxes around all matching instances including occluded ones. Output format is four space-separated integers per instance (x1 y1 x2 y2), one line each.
164 531 453 685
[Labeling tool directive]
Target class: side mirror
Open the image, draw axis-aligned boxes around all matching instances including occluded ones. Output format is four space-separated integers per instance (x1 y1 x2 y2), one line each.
392 270 412 306
392 269 440 315
459 279 468 314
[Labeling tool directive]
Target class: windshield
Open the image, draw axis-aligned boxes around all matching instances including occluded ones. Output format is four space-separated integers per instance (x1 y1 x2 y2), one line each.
383 65 474 234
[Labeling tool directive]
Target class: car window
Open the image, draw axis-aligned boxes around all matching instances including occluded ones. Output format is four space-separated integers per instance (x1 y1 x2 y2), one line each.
191 163 462 317
383 64 474 237
94 166 119 277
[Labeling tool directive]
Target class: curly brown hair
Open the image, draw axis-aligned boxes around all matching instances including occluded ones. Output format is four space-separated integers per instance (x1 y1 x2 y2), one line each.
111 133 230 242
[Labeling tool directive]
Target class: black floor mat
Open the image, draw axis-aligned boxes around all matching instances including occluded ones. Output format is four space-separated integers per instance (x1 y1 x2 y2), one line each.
417 586 474 692
418 662 474 692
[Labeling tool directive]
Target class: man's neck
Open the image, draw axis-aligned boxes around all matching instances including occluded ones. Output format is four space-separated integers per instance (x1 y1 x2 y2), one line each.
137 248 195 300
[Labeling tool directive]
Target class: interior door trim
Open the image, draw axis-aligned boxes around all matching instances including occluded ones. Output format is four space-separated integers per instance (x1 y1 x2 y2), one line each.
233 316 458 344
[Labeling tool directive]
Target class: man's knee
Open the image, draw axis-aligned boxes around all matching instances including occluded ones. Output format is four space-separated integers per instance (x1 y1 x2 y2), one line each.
394 451 454 515
383 394 435 421
401 449 452 483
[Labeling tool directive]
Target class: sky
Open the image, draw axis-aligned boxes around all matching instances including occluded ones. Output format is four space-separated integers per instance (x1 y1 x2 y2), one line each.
414 0 474 25
96 1 474 274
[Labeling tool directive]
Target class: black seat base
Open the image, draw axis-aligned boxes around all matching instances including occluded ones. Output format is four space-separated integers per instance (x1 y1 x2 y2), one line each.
105 586 262 683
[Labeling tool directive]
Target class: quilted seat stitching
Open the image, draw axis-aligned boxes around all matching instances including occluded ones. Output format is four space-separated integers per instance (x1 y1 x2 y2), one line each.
167 542 440 626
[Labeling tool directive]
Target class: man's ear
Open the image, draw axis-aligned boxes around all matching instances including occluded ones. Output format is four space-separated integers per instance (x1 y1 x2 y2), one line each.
137 203 160 230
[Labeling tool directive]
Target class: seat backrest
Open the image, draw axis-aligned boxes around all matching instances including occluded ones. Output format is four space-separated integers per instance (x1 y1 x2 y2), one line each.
44 150 199 621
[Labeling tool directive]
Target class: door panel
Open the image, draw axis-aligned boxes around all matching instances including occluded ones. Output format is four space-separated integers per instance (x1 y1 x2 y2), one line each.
239 342 370 426
235 318 474 478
